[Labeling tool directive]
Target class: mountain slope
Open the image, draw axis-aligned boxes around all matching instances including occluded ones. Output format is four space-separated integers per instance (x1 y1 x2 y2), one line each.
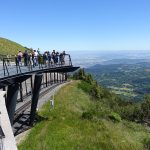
18 81 150 150
0 37 26 55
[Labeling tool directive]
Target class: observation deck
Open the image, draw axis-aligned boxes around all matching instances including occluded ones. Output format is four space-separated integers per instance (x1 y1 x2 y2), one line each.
0 54 79 87
0 53 79 150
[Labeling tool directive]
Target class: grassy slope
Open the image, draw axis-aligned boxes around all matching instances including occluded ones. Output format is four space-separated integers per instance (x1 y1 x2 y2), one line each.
18 81 149 150
0 37 25 55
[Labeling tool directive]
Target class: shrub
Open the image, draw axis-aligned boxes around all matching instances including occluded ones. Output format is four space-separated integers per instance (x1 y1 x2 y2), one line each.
91 84 101 99
78 81 93 93
82 111 93 120
73 68 86 80
141 95 150 120
143 137 150 150
108 112 122 122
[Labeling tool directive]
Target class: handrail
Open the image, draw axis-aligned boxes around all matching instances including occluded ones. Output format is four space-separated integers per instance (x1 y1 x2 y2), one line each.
0 53 73 77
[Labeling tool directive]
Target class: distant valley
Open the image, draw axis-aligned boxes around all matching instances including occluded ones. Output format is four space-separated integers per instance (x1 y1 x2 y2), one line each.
86 59 150 102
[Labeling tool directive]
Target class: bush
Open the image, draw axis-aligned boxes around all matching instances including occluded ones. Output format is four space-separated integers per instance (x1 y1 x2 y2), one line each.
141 95 150 120
74 69 150 123
82 111 93 120
118 105 135 121
91 85 101 99
73 68 86 80
143 137 150 150
108 112 122 122
78 81 93 93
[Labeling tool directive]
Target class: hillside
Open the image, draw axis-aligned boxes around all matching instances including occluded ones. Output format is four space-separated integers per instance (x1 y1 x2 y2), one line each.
18 79 150 150
0 37 26 55
86 62 150 102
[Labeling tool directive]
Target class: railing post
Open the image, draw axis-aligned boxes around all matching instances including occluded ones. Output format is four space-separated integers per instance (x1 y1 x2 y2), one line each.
3 58 5 76
29 74 43 126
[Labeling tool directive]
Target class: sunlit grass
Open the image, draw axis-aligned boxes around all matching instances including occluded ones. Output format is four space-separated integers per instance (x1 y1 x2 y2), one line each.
0 37 25 55
18 81 149 150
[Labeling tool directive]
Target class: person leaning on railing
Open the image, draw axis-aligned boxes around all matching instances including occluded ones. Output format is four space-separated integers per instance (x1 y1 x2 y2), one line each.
59 51 65 65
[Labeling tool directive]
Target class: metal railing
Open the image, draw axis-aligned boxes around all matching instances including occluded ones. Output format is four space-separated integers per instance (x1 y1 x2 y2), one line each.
0 54 73 77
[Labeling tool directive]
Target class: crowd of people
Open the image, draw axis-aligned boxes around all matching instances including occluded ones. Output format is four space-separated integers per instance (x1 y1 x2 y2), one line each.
16 49 66 67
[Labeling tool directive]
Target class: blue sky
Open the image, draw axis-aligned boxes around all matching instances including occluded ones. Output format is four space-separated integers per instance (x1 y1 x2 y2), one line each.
0 0 150 51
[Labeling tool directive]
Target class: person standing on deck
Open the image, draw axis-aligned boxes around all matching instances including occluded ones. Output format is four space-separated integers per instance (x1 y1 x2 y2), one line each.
31 50 35 67
47 51 51 66
23 50 28 66
34 50 38 66
52 50 56 65
17 51 23 66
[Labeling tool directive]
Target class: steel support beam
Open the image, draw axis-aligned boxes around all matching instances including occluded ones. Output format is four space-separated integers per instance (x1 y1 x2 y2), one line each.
57 72 59 83
65 73 67 81
30 76 33 92
29 74 43 126
59 72 60 82
49 73 51 85
62 73 64 82
19 82 23 102
25 80 28 95
45 73 48 87
54 72 56 83
50 73 52 84
6 83 19 125
2 86 6 91
42 74 45 88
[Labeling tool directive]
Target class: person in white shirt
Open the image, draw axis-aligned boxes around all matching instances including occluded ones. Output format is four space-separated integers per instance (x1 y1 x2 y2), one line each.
34 50 38 66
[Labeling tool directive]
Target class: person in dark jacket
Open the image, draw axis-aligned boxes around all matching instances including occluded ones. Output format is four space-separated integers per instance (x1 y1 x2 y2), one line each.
23 50 28 66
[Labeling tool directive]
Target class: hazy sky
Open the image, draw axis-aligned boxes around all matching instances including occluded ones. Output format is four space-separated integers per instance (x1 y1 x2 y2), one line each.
0 0 150 51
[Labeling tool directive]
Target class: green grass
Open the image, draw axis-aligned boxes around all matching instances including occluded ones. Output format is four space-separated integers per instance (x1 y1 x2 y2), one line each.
0 37 26 55
18 81 150 150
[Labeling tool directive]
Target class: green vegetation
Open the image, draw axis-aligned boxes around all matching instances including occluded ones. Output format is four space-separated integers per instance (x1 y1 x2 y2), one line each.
86 63 150 101
74 69 150 123
0 37 26 55
18 70 150 150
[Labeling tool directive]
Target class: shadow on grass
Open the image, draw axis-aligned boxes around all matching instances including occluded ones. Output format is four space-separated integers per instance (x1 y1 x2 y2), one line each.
13 113 49 136
34 113 49 124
